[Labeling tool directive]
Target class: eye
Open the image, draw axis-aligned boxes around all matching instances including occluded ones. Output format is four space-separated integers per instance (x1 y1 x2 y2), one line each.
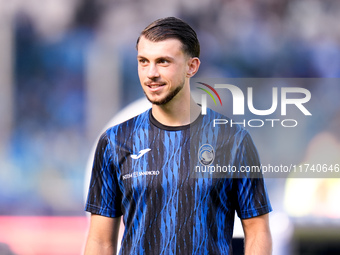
158 58 170 65
138 58 148 65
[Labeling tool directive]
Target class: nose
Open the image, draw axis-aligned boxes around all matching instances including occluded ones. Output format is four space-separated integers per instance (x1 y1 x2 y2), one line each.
147 63 160 79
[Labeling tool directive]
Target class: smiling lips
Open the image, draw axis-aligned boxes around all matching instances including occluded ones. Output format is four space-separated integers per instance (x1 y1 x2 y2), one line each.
145 82 166 91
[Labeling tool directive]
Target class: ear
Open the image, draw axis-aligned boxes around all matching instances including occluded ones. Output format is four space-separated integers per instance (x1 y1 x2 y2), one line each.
186 57 201 78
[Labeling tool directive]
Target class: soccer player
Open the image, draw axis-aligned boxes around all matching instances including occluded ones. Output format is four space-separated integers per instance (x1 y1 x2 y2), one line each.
84 17 272 254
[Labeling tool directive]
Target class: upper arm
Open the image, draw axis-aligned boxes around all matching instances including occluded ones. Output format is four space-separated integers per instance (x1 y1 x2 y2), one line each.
241 213 272 255
84 214 121 255
85 132 123 218
241 213 270 237
233 132 272 218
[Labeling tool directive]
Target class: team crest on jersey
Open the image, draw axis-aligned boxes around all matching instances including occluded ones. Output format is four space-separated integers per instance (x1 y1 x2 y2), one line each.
198 144 215 166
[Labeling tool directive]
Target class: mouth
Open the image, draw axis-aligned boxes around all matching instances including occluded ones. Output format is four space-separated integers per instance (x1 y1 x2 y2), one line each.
145 83 166 91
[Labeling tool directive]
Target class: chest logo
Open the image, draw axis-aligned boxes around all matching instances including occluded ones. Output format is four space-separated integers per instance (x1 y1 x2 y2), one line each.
198 144 215 166
130 148 151 159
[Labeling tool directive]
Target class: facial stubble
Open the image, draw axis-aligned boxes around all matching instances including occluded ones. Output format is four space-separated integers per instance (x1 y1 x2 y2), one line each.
144 81 185 106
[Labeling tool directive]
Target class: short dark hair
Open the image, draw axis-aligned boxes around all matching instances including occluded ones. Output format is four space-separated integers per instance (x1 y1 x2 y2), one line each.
136 17 200 58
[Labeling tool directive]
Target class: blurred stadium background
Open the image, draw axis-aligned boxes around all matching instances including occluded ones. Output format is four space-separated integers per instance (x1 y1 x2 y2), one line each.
0 0 339 254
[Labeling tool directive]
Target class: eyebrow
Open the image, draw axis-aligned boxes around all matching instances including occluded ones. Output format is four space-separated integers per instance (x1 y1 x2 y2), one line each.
137 55 175 61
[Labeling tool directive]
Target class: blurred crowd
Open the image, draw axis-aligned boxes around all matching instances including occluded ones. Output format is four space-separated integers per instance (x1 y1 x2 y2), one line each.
0 0 339 218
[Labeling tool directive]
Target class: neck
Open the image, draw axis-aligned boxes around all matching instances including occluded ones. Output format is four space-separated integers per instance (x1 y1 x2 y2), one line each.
151 96 201 126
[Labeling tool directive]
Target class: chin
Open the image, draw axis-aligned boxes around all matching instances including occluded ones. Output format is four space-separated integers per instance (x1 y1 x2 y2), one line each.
145 93 170 106
146 86 183 106
148 98 168 106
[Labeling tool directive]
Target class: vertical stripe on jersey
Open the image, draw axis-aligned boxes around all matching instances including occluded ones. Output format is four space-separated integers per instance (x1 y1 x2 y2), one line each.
159 131 180 255
193 177 211 254
129 114 150 255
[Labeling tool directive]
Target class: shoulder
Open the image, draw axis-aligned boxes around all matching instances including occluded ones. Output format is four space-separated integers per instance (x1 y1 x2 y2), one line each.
104 109 151 137
201 108 250 142
94 109 151 158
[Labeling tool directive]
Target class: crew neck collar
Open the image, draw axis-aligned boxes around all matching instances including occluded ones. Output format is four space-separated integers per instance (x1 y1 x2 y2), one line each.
149 109 202 131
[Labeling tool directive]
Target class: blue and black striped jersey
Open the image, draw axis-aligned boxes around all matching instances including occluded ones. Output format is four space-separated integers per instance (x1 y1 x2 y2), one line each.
85 108 272 254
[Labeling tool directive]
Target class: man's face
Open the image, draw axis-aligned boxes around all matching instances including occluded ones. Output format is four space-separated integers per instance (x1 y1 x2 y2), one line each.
137 36 190 105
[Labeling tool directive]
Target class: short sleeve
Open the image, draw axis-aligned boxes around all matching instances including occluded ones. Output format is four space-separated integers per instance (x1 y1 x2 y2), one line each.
233 132 272 219
85 132 123 218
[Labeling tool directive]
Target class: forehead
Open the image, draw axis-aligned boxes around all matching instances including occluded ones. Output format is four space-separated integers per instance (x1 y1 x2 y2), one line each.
137 36 185 58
